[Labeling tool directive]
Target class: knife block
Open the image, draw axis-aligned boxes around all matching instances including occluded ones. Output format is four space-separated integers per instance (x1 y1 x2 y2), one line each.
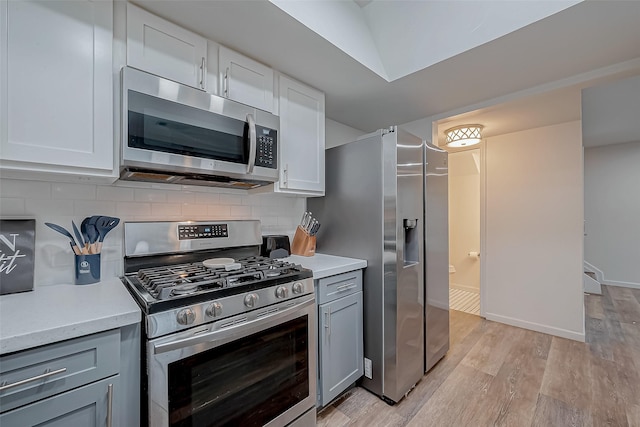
291 226 316 257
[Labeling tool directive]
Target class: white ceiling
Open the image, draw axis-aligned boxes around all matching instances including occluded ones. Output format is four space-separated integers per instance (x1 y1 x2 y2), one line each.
133 0 640 134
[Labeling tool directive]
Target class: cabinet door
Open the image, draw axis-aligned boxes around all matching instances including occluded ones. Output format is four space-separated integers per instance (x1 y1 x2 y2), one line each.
276 75 325 195
319 291 363 406
127 3 207 90
0 0 114 175
0 375 119 427
219 45 274 112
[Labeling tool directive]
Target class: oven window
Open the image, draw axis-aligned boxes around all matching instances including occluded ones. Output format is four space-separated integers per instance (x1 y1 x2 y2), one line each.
128 90 248 164
167 316 309 427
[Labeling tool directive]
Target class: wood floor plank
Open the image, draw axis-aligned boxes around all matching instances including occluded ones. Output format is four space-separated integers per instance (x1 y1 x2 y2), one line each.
589 353 630 426
586 316 615 361
620 322 640 349
610 344 640 407
585 294 605 319
530 394 593 427
406 364 494 427
610 297 640 324
627 404 640 426
461 321 525 376
473 330 548 427
316 406 350 427
539 337 592 410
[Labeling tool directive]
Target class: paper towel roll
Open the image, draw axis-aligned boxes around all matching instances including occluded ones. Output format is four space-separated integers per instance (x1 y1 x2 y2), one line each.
468 251 480 259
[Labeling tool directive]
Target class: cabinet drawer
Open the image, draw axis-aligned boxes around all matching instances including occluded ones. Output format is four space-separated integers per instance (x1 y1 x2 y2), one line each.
0 375 118 427
0 329 120 413
317 270 362 304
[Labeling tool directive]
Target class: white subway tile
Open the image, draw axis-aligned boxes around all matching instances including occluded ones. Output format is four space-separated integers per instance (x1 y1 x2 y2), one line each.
230 205 252 218
181 203 208 217
0 197 26 216
251 206 263 217
74 201 117 217
0 179 51 199
219 194 243 205
134 189 167 203
195 192 220 205
277 216 296 228
259 216 278 227
25 199 75 216
96 186 134 202
52 183 96 200
207 205 231 218
166 191 196 204
151 203 181 217
117 202 151 216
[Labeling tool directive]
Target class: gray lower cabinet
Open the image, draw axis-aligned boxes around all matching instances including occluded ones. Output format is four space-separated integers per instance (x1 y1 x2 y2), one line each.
0 375 118 427
316 269 364 407
0 324 140 426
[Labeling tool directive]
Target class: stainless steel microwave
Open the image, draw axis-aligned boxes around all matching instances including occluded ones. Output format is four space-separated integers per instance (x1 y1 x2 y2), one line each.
120 67 279 189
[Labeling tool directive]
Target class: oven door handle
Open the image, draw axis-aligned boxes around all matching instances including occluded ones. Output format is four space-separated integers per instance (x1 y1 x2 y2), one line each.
153 295 315 355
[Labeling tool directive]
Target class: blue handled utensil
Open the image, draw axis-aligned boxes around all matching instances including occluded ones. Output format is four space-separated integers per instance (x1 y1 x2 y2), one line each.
45 222 81 255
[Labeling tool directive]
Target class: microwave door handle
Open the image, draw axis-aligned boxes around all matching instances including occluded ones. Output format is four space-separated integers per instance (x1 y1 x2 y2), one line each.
246 113 257 174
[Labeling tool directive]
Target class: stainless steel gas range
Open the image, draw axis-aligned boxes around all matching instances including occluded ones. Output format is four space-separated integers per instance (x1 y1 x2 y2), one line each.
121 220 316 427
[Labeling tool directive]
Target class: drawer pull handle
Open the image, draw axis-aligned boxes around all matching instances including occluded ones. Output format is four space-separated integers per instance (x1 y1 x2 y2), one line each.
0 367 67 392
336 283 356 292
107 383 114 427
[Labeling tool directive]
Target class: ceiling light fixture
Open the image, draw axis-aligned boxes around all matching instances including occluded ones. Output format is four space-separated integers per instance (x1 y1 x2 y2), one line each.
444 124 483 148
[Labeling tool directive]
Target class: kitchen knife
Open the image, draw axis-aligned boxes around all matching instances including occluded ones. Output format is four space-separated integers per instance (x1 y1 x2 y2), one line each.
72 221 86 254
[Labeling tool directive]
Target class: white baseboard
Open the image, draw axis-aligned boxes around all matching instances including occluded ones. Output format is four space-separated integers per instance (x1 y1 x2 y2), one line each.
602 280 640 290
583 273 602 295
450 283 479 294
484 312 585 342
583 260 604 282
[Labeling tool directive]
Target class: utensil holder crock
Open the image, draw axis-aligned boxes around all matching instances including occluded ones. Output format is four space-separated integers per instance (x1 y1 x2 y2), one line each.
291 226 316 257
74 254 101 285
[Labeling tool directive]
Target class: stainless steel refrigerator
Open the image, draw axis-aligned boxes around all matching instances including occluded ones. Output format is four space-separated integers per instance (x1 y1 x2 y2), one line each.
308 126 449 403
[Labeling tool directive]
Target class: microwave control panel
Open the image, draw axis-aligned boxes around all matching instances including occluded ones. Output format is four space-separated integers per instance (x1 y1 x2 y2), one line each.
255 125 277 169
178 224 228 240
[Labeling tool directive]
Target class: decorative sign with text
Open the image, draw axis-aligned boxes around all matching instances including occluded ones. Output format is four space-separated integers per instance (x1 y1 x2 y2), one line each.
0 219 35 295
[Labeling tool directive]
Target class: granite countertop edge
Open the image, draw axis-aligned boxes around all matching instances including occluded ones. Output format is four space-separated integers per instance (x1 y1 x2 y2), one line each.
0 278 141 355
283 253 367 280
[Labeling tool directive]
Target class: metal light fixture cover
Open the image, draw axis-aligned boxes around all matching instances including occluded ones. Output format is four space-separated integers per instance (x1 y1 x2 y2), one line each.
444 124 483 147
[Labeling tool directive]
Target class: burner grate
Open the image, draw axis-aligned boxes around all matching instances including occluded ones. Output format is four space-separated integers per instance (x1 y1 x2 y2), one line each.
134 256 304 300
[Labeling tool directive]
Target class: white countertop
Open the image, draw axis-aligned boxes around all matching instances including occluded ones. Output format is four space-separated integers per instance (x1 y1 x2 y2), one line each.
284 253 367 279
0 278 141 355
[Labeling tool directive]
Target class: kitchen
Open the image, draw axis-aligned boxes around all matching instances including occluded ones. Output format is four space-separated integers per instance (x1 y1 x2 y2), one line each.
1 1 640 426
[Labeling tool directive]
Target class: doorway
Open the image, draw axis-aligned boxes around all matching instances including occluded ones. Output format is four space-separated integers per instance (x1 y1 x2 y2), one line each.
447 148 481 315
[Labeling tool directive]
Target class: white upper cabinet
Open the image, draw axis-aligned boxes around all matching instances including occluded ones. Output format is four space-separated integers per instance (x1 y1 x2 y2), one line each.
127 3 207 90
219 46 274 113
275 75 325 195
0 0 115 180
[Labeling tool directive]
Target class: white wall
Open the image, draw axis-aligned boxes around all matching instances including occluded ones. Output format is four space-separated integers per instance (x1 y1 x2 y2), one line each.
584 141 640 287
325 118 365 149
449 150 480 293
484 121 584 341
0 179 305 287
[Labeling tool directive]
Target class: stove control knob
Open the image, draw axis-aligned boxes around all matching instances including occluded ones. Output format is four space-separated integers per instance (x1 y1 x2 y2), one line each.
206 302 223 318
275 286 289 299
177 308 195 325
292 282 304 294
244 293 259 308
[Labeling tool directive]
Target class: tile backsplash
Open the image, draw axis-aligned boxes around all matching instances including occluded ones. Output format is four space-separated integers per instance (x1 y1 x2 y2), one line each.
0 178 306 286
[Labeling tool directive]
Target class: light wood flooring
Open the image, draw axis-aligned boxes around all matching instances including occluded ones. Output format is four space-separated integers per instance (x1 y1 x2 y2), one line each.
317 285 640 426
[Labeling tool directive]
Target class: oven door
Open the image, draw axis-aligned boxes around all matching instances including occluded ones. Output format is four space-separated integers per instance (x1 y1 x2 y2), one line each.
147 295 316 427
121 66 278 182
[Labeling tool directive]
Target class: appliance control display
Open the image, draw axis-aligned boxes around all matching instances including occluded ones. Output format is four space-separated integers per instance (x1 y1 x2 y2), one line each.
255 125 277 169
178 224 228 240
